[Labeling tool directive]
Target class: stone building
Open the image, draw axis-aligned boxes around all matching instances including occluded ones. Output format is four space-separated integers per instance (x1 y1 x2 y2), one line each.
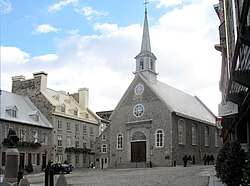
214 0 250 151
11 72 102 168
95 8 221 168
0 90 53 172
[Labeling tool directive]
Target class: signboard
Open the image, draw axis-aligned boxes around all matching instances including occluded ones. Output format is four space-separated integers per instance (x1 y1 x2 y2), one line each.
218 101 238 117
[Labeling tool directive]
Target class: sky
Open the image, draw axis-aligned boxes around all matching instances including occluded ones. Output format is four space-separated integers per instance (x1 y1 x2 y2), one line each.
0 0 222 116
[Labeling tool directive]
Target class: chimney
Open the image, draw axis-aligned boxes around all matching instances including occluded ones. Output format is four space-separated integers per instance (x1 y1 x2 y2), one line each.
33 71 48 92
12 75 26 82
78 88 89 109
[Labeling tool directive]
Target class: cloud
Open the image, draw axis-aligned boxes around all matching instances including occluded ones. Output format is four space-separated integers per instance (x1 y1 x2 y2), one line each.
34 24 60 34
1 0 221 115
0 0 12 15
1 46 29 65
48 0 78 13
75 6 108 20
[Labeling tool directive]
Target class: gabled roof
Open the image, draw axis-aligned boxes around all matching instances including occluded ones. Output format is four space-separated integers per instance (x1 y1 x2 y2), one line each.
140 74 216 125
0 90 53 128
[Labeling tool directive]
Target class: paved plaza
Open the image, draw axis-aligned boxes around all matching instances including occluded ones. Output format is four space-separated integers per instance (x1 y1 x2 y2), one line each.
25 165 215 186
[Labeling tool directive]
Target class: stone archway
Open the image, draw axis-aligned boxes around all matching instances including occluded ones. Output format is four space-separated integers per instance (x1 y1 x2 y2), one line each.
131 131 146 162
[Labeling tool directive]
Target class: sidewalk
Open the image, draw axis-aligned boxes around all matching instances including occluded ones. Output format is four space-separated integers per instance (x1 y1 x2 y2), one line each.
209 167 226 186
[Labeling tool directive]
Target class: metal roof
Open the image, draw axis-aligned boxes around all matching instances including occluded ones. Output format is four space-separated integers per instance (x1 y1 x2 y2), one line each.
0 90 53 128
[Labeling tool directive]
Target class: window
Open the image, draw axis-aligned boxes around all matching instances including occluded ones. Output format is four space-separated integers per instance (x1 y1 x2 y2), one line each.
90 140 94 149
31 153 36 165
139 59 144 70
67 122 71 132
58 135 62 147
83 154 87 164
102 144 107 153
57 155 62 163
150 59 154 70
102 134 106 141
75 154 80 165
192 124 197 145
31 130 38 143
74 108 78 116
155 129 164 147
178 119 186 145
117 134 123 149
215 129 219 147
83 142 86 149
61 104 66 113
83 125 87 134
66 154 71 164
75 124 79 133
133 104 144 117
6 106 18 118
66 137 72 147
75 138 79 148
205 126 209 146
19 129 27 142
90 127 94 136
41 133 48 145
58 120 62 130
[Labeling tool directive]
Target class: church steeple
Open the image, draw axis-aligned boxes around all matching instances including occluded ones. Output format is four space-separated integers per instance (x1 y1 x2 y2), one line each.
135 4 158 83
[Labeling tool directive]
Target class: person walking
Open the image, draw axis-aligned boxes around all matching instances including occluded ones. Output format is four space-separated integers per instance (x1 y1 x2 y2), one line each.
187 155 192 167
182 155 188 167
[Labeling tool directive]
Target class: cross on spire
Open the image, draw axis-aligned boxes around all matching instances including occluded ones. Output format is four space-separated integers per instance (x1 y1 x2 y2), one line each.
143 0 149 14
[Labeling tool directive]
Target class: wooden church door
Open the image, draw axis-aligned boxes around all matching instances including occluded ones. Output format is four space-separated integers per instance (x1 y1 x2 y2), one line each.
131 141 146 162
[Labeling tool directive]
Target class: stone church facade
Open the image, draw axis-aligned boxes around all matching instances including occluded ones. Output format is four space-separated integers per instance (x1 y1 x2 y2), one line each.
95 9 221 168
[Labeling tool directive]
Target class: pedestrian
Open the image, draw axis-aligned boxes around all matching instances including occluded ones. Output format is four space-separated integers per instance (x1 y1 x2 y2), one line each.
192 156 195 165
203 154 207 165
187 155 192 167
210 154 214 165
206 155 210 165
182 155 188 167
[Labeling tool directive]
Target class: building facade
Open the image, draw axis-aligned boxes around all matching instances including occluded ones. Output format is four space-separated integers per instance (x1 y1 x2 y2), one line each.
11 72 102 168
95 9 221 168
214 0 250 152
0 90 53 172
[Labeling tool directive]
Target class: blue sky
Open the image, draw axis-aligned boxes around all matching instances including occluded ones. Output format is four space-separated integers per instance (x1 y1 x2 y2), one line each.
1 0 222 115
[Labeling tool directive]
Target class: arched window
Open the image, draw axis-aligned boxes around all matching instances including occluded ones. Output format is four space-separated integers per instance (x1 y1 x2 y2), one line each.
117 134 123 149
192 124 197 145
178 119 186 145
215 129 219 147
132 131 146 141
150 59 154 70
139 59 144 70
205 126 209 146
155 129 164 147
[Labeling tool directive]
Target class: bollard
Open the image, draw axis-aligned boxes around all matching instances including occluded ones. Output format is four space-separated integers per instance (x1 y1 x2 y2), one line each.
17 171 23 185
49 168 54 186
45 168 49 186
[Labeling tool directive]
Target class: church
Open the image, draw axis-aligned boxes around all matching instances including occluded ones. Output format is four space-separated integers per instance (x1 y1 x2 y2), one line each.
94 8 221 168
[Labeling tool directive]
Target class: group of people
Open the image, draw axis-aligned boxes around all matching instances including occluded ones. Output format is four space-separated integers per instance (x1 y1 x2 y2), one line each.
202 154 215 165
182 155 195 167
182 154 215 167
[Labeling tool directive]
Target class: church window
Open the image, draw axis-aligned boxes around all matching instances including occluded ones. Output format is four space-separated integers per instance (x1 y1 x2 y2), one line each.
139 59 144 70
102 144 107 153
132 131 146 141
215 129 219 147
133 104 144 117
192 124 197 145
205 126 209 146
155 129 164 147
134 84 144 95
117 134 123 149
178 119 186 145
150 59 154 70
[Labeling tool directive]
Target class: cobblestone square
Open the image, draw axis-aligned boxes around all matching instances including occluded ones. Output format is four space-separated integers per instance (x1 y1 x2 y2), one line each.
26 165 214 186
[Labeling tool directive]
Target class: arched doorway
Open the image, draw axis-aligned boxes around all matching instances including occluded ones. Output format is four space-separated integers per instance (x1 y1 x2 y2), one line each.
131 131 146 162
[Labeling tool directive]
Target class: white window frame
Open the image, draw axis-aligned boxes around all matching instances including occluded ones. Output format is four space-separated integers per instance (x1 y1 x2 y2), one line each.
101 144 107 153
178 119 186 145
58 135 63 147
31 153 36 165
75 154 80 165
205 126 209 146
117 134 123 149
66 136 72 148
67 122 71 132
102 134 106 141
192 124 197 145
215 129 219 147
155 129 164 148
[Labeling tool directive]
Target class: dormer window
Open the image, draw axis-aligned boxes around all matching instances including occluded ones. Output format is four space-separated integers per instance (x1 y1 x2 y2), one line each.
6 106 18 118
52 94 59 100
139 59 144 70
74 108 78 116
29 111 40 122
61 104 66 113
64 99 70 103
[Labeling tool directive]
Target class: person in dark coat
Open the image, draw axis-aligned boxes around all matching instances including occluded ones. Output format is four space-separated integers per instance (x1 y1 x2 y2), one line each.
182 155 188 167
210 154 214 165
192 156 195 165
187 155 192 167
203 154 207 165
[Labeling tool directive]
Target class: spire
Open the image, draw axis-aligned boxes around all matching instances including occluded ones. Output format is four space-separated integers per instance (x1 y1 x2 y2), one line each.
141 1 151 53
